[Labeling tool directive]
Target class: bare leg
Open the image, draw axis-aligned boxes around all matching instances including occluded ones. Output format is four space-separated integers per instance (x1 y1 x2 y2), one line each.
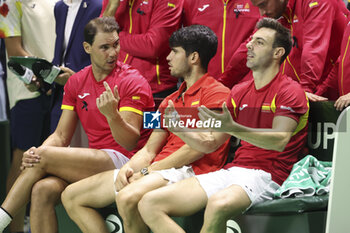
62 170 116 233
30 176 68 233
116 173 169 233
1 146 115 220
200 185 251 233
139 177 208 233
6 148 26 233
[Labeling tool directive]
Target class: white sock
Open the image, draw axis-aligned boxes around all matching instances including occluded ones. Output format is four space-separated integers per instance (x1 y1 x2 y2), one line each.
0 207 12 232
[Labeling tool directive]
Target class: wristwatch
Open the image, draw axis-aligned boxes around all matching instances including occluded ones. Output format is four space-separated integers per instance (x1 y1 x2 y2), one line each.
140 167 149 176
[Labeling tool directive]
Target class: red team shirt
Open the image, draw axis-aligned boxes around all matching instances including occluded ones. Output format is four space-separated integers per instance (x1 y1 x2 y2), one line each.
153 74 231 175
62 62 154 159
225 72 309 185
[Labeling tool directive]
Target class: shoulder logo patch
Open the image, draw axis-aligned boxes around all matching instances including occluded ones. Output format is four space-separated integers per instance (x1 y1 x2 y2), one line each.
198 4 209 12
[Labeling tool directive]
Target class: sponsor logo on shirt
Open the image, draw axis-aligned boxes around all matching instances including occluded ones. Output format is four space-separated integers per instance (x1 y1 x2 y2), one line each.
293 15 298 23
198 4 209 12
82 100 88 111
234 3 251 13
239 104 248 111
281 105 295 112
78 93 90 99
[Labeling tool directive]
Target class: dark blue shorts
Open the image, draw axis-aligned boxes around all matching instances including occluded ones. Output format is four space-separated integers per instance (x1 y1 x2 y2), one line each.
10 95 51 150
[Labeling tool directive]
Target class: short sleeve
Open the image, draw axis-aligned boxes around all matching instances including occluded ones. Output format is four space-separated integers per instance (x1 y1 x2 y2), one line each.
275 82 309 122
118 70 154 116
61 74 78 111
0 0 22 38
201 83 230 110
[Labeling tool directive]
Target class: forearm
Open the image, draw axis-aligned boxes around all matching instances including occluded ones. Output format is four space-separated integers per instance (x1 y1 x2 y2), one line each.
124 147 156 172
228 124 291 152
41 132 71 147
4 37 30 57
40 110 78 147
118 0 182 58
102 0 119 16
172 131 229 154
107 116 140 151
148 145 204 171
119 31 169 58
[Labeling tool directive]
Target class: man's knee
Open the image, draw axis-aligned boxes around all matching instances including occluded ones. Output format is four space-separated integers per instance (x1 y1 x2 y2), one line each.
61 184 78 212
206 192 234 217
31 178 64 205
138 191 159 221
116 188 142 212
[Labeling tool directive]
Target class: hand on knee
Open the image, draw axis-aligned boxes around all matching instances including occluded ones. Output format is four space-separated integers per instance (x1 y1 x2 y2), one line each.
22 146 48 170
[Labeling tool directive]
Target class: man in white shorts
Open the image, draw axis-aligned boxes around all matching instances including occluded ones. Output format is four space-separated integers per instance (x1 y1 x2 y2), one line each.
137 18 310 233
0 17 154 233
61 25 232 233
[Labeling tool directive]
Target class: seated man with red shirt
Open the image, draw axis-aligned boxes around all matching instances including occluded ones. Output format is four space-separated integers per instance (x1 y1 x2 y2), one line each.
137 18 309 233
0 17 154 233
61 25 231 233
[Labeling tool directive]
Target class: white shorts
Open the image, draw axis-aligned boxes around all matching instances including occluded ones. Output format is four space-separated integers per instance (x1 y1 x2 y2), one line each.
101 149 129 169
196 166 280 210
153 165 195 185
112 166 195 196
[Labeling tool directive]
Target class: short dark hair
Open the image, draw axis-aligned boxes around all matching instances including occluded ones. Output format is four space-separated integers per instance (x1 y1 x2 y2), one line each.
169 25 218 71
256 18 292 64
84 17 120 45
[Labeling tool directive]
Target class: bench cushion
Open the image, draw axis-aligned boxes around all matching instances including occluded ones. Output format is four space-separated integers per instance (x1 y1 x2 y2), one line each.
247 195 328 215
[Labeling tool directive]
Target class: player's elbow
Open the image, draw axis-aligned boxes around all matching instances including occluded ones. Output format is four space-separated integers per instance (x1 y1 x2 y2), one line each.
124 136 140 151
272 134 291 152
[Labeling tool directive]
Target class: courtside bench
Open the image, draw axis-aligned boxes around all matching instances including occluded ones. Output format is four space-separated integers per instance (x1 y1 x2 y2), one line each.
231 101 342 233
55 101 343 233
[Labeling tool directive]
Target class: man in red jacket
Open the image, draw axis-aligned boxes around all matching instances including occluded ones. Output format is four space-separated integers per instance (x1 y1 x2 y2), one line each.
251 0 348 101
316 21 350 111
101 0 183 97
221 0 348 99
183 0 260 80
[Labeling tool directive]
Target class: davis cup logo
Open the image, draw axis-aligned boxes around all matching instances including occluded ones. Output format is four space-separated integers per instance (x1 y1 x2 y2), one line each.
226 220 242 233
105 214 123 233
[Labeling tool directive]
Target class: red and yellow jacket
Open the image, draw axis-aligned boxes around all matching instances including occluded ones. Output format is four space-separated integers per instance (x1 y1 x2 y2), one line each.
101 0 183 94
279 0 348 93
183 0 260 80
316 21 350 99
